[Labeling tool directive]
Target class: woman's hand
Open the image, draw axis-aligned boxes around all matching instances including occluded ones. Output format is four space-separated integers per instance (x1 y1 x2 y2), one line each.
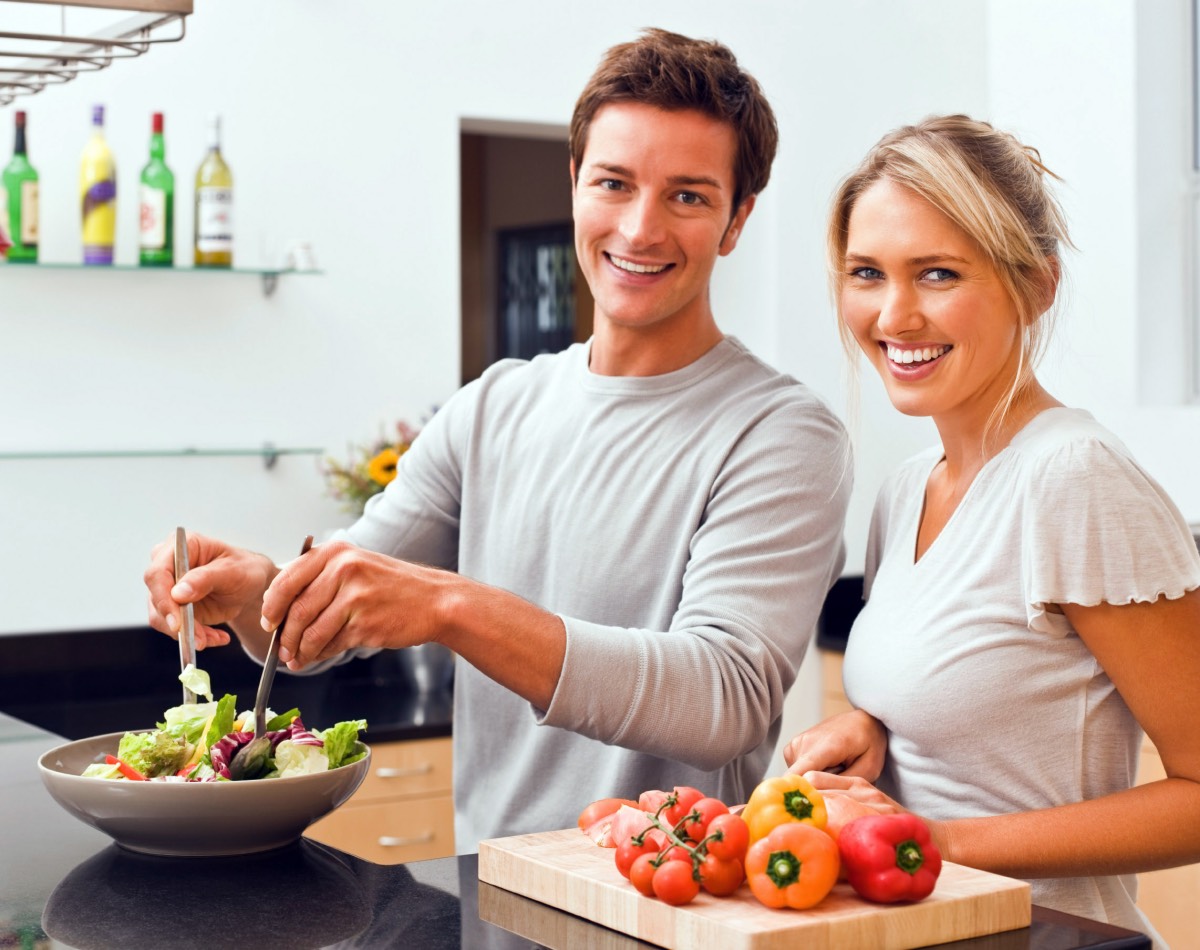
145 531 279 651
783 708 888 780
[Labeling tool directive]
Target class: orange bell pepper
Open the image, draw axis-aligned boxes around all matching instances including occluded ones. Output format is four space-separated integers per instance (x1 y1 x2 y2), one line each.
745 822 840 909
741 774 827 843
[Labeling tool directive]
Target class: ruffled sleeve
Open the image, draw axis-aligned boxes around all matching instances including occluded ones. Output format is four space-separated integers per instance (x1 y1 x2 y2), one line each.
1022 436 1200 634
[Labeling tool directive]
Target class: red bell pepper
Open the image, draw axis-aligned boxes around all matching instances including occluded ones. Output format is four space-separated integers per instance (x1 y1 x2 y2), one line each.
837 813 942 903
105 754 147 781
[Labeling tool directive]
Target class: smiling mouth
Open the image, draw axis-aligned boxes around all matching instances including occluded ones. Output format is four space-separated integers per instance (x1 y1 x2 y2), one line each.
607 253 671 275
886 343 951 365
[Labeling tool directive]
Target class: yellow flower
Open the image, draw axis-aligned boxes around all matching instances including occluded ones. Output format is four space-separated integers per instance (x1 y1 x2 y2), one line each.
366 447 401 486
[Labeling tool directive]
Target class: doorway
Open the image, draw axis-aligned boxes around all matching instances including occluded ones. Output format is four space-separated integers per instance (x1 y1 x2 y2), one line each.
459 120 594 385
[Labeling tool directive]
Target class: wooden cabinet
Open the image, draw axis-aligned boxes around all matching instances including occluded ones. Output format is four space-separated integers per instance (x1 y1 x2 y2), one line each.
818 650 1198 949
305 735 455 864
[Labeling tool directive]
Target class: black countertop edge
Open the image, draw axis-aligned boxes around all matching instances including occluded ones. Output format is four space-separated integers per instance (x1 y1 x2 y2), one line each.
0 624 452 745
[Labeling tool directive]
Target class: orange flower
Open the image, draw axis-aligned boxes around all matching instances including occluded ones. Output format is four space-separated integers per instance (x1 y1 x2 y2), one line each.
366 447 401 486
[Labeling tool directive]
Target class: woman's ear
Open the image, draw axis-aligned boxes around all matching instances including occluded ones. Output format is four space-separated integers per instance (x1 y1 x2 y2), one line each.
1036 256 1061 316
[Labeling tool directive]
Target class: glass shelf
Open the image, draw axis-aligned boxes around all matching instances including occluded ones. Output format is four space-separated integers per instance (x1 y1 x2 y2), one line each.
0 262 322 297
0 445 324 470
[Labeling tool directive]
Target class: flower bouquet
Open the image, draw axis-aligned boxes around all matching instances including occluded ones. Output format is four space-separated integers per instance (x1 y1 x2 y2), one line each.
322 419 423 516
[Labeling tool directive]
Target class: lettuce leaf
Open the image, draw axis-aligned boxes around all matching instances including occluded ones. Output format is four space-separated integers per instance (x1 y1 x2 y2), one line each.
319 719 368 769
273 739 330 778
117 729 189 777
178 663 213 702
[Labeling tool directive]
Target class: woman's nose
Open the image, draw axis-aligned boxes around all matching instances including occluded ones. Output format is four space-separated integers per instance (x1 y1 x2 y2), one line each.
876 283 924 336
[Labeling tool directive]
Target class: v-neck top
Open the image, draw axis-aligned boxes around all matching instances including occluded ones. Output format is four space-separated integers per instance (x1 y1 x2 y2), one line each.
842 407 1199 940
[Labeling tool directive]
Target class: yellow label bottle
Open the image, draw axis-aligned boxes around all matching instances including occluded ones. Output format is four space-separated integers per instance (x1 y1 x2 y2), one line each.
80 104 117 265
194 114 233 268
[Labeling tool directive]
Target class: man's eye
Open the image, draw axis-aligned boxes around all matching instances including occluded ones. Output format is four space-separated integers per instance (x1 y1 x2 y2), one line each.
676 192 705 206
599 179 624 191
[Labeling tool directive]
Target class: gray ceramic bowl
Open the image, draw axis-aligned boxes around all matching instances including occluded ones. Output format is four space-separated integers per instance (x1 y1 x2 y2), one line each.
38 730 370 857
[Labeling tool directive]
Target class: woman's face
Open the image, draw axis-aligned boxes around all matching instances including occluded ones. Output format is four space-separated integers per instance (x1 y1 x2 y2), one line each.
840 178 1024 428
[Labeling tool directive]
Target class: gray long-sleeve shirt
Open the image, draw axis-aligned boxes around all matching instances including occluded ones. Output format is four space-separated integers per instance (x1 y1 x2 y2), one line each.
338 337 851 850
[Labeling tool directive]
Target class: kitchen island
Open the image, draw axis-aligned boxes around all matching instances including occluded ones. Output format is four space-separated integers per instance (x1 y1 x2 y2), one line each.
1 708 1152 949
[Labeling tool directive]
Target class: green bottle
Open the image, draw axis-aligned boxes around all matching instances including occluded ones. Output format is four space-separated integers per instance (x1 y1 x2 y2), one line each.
2 110 39 263
139 111 174 266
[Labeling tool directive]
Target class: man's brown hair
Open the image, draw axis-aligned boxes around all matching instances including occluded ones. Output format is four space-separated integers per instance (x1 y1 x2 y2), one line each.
569 28 778 213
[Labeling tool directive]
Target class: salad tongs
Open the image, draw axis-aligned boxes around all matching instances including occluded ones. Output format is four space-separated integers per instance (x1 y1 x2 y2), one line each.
173 527 198 704
228 534 315 781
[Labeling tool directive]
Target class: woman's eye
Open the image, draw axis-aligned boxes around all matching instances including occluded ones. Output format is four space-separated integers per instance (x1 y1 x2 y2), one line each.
849 266 882 280
924 268 958 282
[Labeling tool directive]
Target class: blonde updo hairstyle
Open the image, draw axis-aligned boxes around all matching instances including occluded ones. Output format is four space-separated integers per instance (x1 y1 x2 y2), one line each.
827 114 1073 438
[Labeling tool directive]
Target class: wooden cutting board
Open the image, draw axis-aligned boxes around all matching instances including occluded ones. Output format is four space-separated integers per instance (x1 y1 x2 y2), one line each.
478 828 1031 950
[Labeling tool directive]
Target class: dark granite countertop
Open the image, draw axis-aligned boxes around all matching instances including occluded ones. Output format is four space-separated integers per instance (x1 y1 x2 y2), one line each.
0 626 451 744
2 712 1151 949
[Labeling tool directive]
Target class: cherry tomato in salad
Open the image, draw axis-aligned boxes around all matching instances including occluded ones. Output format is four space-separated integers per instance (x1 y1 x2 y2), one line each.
652 859 701 906
680 796 730 842
699 854 745 896
704 813 750 862
629 853 659 897
615 837 657 880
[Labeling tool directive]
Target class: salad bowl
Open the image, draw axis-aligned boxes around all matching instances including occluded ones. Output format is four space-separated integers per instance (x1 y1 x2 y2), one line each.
38 730 371 857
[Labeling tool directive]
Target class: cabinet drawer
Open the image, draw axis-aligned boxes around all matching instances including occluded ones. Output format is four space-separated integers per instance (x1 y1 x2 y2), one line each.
305 795 455 864
356 736 452 802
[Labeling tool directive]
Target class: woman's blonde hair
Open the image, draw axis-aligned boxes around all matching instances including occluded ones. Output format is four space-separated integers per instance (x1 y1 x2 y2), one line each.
827 114 1073 441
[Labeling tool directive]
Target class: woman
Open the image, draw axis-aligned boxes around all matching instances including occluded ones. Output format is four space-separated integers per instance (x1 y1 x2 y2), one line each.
784 114 1200 945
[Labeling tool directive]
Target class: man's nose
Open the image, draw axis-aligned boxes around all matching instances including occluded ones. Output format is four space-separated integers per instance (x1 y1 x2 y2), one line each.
619 194 666 247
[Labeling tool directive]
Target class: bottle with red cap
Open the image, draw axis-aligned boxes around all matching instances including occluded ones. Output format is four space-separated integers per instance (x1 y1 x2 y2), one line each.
139 111 174 266
2 110 39 263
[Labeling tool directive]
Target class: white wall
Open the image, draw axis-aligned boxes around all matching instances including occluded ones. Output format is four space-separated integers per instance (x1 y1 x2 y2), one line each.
1 0 1191 751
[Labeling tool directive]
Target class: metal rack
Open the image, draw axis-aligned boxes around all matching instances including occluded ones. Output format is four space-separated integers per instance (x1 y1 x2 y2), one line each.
0 0 191 106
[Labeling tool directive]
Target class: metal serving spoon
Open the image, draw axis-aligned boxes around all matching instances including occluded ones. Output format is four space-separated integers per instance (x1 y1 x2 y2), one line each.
228 535 314 781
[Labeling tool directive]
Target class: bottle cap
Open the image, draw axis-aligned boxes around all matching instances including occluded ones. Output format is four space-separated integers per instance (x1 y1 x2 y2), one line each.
92 104 105 126
15 111 25 127
152 112 164 134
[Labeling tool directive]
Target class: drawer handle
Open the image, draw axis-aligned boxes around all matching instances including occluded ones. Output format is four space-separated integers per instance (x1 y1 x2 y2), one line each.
378 831 435 848
374 763 433 779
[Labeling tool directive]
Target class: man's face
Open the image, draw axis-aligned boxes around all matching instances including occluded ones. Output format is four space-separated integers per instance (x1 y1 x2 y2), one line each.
571 102 751 336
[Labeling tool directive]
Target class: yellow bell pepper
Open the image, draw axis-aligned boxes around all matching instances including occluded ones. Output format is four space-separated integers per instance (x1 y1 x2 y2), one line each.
741 774 827 843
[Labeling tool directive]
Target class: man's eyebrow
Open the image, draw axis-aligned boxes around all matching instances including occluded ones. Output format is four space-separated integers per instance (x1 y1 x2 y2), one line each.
585 163 724 191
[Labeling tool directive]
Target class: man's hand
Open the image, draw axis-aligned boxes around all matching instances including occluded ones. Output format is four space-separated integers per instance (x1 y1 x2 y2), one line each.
264 540 454 670
782 708 888 780
144 531 278 652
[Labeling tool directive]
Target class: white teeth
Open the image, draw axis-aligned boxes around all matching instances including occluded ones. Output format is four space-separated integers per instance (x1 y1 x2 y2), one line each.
610 255 668 274
887 344 948 365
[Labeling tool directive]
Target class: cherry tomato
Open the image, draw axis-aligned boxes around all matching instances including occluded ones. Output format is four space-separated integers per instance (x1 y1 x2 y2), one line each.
681 796 730 842
577 797 638 831
615 837 657 879
663 786 706 829
699 854 745 896
652 859 701 906
629 854 659 897
661 843 695 864
704 813 750 862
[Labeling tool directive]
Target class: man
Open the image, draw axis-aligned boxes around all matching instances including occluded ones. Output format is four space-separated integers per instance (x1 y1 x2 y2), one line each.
145 28 851 851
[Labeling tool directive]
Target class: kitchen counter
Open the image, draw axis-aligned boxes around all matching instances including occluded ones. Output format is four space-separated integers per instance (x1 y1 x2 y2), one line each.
0 626 452 743
2 712 1151 949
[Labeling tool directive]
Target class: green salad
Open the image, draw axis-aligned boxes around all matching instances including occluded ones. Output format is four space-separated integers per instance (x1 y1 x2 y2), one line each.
82 665 367 783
